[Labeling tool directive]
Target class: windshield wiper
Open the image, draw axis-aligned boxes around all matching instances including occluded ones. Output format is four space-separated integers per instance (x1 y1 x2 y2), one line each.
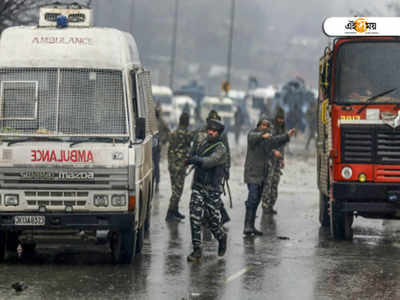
357 88 397 114
70 137 129 147
6 137 66 146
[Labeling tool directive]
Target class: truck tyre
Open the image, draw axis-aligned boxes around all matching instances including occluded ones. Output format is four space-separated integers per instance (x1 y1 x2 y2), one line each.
111 229 136 264
319 192 330 227
330 200 353 240
136 226 144 254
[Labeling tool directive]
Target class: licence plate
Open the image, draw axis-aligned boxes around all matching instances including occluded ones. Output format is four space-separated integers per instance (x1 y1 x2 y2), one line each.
14 216 45 226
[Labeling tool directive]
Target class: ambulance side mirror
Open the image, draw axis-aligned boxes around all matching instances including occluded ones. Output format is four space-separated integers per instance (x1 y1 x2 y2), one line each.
136 117 146 140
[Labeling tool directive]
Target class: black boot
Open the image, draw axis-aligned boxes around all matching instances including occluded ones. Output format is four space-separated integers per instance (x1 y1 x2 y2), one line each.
243 207 253 235
165 210 181 222
175 210 185 219
218 234 227 256
187 247 202 262
220 206 231 224
243 208 263 236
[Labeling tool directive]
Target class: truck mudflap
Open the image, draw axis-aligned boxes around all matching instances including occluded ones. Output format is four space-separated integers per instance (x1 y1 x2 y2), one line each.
0 212 135 231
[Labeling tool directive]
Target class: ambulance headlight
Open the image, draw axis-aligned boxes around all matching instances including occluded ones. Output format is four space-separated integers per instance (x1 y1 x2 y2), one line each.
111 195 127 206
5 194 19 206
341 167 353 179
94 194 109 207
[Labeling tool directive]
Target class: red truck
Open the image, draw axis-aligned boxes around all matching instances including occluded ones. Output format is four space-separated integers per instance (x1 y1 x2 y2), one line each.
318 17 400 239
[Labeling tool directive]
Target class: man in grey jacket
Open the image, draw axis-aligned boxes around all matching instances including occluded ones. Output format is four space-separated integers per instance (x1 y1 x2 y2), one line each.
243 116 295 236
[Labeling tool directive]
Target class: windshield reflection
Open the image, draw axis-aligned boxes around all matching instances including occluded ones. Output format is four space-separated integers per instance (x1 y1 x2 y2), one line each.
335 41 400 104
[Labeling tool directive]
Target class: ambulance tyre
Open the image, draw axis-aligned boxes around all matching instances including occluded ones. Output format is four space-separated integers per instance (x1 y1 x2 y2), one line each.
0 232 5 262
319 192 330 227
111 228 136 264
6 232 19 252
135 225 144 254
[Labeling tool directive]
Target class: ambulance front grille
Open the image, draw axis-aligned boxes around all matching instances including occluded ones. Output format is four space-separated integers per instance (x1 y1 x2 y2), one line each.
0 167 128 189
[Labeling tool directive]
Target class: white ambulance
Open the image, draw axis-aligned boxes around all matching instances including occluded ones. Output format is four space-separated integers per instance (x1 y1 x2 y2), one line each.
0 4 157 263
201 96 235 129
151 85 175 126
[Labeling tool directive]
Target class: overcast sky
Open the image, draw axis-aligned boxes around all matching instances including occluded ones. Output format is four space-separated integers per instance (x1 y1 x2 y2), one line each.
91 0 393 90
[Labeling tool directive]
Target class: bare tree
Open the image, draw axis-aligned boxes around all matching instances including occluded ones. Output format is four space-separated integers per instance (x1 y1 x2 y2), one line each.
0 0 93 33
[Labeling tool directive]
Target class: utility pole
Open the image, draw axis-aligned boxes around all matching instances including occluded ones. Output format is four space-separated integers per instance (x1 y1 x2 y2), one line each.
226 0 236 87
169 0 179 90
130 0 135 34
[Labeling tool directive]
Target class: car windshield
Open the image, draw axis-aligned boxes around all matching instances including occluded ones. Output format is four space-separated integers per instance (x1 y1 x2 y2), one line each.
335 41 400 104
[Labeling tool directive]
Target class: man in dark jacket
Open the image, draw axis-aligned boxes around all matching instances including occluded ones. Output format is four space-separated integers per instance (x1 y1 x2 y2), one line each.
186 118 228 262
243 116 295 235
166 112 194 222
192 110 231 225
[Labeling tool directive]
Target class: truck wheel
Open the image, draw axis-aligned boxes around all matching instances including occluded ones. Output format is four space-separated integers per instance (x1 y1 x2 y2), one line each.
344 213 354 240
110 229 136 264
319 192 330 227
330 200 353 240
136 226 144 254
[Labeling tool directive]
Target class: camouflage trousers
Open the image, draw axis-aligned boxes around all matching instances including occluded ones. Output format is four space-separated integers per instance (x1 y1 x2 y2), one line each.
190 186 225 248
261 158 282 209
168 167 186 211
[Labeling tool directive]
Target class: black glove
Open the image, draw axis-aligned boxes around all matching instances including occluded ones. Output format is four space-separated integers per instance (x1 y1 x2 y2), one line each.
187 156 203 167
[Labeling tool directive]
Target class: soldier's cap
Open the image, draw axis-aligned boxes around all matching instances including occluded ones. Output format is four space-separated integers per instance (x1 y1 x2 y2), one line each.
207 118 224 133
257 115 272 128
207 110 221 121
179 112 190 127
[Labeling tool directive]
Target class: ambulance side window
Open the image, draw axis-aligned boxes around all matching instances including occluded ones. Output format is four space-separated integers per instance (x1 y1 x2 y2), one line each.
136 75 146 118
130 71 138 119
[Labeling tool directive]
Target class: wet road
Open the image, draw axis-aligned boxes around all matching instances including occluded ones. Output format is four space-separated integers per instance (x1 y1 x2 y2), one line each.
1 134 400 299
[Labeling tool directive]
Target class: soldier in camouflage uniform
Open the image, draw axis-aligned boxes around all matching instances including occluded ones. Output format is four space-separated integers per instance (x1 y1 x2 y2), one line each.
262 105 286 214
153 104 170 193
192 110 231 225
243 116 295 236
165 113 193 222
186 119 228 262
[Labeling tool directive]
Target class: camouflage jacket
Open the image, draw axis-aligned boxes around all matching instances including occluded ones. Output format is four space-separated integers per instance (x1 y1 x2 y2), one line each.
244 128 290 184
272 120 286 155
168 126 194 170
157 117 170 147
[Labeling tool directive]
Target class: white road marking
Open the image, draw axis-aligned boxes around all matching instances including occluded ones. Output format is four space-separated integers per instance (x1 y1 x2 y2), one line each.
225 266 253 283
